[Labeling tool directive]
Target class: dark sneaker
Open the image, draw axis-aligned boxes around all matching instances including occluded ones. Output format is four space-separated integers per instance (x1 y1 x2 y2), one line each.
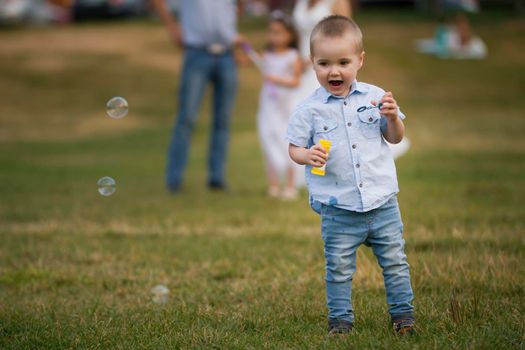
328 319 353 336
167 184 181 194
392 316 416 336
208 181 229 192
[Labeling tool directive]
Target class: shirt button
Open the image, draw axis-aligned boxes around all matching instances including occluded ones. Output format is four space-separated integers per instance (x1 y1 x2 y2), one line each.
344 101 347 106
347 122 352 127
359 183 363 188
352 144 357 149
356 163 360 168
368 117 373 122
323 126 328 131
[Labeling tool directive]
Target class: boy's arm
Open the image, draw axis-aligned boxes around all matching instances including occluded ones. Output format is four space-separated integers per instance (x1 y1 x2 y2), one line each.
289 144 327 167
383 115 405 144
374 91 405 144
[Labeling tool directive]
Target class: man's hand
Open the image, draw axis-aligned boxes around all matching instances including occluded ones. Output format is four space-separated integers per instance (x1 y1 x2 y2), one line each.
233 34 251 65
234 34 247 46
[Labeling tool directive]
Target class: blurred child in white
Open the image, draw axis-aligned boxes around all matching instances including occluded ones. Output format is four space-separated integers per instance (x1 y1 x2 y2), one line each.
415 0 487 59
246 11 302 199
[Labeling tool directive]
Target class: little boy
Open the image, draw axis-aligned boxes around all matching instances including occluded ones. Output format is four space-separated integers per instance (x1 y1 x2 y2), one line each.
286 15 415 335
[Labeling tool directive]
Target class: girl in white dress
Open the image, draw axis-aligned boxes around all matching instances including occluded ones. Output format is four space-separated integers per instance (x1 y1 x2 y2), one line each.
292 0 411 160
254 11 302 199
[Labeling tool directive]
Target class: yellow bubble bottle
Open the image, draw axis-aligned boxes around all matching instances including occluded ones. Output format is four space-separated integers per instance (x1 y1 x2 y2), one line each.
311 139 332 176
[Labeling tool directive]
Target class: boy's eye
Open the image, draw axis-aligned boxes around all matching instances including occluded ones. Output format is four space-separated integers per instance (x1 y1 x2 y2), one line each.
318 61 328 67
340 60 350 65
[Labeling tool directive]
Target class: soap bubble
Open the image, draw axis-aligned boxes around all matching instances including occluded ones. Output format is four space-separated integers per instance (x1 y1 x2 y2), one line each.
97 176 116 196
106 96 128 119
151 284 170 304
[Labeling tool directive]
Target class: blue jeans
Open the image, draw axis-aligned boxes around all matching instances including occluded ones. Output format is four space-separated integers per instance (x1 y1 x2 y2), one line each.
320 196 414 323
166 47 237 189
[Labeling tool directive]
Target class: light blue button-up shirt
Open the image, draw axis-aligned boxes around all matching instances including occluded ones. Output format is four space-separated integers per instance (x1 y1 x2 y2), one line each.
286 81 406 213
179 0 238 47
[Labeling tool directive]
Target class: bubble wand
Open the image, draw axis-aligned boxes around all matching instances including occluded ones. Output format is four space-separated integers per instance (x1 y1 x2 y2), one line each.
357 103 383 113
241 42 264 70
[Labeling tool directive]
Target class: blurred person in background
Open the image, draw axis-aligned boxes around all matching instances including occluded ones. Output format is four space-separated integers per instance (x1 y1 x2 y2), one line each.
251 11 302 200
292 0 352 123
0 0 71 25
152 0 244 193
415 0 487 59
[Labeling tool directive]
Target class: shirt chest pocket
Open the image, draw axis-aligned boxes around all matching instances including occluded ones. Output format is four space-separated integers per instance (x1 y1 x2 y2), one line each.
313 117 339 145
357 109 381 139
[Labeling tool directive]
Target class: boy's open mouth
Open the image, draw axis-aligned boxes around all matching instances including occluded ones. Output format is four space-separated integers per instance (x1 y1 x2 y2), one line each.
328 80 344 87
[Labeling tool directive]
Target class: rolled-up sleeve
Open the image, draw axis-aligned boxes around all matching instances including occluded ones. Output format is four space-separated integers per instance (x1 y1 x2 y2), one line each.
286 106 313 148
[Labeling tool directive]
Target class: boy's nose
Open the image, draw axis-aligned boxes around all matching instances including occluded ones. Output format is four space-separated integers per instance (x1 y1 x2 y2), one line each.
328 67 340 76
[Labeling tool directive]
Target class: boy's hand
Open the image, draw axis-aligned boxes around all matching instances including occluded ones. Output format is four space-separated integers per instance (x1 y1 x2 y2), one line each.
373 91 405 144
372 91 399 122
305 144 328 167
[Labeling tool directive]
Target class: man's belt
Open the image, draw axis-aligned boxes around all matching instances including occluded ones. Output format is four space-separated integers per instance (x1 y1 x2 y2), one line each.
185 43 231 55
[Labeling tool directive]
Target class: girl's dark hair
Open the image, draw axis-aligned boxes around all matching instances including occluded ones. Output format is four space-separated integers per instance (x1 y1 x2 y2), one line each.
266 10 299 51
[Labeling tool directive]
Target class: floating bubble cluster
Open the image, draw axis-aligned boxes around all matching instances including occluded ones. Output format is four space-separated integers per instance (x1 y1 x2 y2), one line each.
97 97 126 196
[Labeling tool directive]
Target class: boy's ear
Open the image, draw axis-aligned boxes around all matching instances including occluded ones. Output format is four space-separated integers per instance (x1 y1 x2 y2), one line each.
358 51 365 69
310 54 314 63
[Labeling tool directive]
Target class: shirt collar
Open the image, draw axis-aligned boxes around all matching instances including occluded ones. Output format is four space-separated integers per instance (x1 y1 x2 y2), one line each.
320 80 369 104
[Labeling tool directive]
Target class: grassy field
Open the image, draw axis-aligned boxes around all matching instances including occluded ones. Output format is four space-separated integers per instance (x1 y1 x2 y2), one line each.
1 10 524 349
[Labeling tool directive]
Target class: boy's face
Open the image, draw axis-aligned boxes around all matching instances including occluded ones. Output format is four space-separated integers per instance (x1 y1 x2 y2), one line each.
311 32 364 97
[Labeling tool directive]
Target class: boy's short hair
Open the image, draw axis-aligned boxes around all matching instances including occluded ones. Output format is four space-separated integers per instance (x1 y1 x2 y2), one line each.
310 15 364 56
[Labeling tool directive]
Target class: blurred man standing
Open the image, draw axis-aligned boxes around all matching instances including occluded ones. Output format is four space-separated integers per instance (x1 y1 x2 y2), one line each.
152 0 242 192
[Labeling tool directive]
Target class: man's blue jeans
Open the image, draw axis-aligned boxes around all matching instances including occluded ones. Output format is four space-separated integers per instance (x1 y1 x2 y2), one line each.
320 196 414 323
166 47 237 190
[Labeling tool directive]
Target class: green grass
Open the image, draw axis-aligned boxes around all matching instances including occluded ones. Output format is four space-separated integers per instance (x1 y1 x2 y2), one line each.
1 11 524 349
